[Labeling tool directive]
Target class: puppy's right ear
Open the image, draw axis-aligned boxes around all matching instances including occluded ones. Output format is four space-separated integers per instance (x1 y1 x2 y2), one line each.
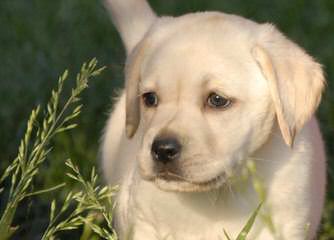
125 39 149 138
104 0 157 54
252 24 325 147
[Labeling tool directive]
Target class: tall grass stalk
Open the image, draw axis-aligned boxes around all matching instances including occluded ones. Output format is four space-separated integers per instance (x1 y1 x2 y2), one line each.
41 159 118 240
0 59 106 239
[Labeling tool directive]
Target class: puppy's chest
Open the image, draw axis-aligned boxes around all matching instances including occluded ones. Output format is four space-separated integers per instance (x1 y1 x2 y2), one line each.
132 181 261 239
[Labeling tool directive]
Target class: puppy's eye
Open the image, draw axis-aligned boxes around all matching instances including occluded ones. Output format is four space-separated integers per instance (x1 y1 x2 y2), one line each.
142 92 158 107
207 93 231 108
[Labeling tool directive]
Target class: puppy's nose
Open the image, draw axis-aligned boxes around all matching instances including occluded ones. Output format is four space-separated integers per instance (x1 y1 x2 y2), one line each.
151 137 182 164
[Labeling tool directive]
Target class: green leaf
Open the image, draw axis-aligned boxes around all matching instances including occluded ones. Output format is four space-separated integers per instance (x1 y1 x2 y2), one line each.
24 183 66 198
50 200 56 222
236 202 263 240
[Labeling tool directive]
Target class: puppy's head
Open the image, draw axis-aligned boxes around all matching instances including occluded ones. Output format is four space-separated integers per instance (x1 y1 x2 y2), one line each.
124 13 325 192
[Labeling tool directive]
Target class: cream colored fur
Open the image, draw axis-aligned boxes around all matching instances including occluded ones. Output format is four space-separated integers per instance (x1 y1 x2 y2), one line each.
102 1 326 239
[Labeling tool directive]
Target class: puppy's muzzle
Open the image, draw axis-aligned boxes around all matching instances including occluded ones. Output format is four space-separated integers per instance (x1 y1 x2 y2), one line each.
151 137 182 164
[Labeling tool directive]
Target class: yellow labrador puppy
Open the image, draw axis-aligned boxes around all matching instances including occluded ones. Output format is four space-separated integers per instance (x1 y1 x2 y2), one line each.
102 0 326 239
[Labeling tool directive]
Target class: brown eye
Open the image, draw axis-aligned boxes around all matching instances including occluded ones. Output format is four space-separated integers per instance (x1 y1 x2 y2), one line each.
207 93 231 108
142 92 158 107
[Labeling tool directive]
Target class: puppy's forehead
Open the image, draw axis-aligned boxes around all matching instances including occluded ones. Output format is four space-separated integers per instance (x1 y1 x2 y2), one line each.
140 13 267 96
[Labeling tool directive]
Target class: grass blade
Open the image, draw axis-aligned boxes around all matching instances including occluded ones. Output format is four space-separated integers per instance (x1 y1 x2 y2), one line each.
236 202 263 240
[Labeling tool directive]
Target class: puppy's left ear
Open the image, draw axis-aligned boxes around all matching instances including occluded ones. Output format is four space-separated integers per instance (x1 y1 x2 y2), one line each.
124 39 150 138
252 24 325 147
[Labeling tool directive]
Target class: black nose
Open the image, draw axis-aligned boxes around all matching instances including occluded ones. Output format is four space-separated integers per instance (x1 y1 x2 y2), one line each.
151 137 182 164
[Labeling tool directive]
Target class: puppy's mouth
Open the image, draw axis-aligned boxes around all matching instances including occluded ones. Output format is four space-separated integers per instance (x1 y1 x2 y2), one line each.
153 171 225 192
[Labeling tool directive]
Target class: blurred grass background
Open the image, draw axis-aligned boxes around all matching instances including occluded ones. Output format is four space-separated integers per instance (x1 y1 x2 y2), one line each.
0 0 333 239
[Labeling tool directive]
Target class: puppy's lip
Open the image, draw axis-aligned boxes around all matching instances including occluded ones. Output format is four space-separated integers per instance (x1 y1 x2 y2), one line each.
140 173 155 181
156 171 184 182
153 172 226 192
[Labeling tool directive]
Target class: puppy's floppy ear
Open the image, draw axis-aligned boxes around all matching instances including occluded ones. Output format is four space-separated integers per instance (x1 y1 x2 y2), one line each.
125 39 150 138
252 24 325 147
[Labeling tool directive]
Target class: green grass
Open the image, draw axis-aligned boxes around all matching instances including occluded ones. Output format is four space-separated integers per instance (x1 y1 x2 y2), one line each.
0 0 333 239
0 59 118 239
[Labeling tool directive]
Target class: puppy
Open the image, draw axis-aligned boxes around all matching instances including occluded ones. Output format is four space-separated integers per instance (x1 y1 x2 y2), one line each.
102 0 326 239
